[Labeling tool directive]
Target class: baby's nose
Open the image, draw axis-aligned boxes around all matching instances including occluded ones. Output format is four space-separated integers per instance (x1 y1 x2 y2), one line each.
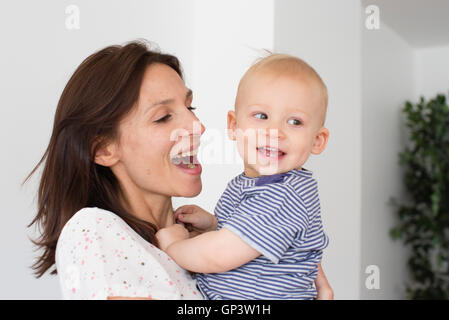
262 127 285 140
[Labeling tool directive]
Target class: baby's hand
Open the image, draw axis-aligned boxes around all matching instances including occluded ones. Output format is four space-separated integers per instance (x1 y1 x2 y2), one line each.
314 262 334 300
316 285 334 300
155 224 189 251
174 205 218 234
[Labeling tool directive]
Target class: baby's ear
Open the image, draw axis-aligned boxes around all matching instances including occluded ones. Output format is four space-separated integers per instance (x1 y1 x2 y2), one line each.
311 127 329 155
227 110 237 140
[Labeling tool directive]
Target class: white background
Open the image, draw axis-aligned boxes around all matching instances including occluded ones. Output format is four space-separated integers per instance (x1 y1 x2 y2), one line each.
1 0 448 299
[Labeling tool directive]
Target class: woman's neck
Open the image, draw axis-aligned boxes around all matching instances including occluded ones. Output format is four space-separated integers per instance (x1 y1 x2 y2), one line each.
116 175 174 229
126 192 174 229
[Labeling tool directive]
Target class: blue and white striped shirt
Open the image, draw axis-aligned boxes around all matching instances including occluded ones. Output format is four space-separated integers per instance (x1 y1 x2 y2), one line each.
195 168 329 300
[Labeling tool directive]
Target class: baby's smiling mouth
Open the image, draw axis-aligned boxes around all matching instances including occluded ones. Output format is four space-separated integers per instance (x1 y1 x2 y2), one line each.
256 146 286 158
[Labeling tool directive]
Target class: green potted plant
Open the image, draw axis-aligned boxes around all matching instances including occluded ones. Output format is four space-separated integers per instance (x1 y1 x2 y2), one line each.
390 93 449 299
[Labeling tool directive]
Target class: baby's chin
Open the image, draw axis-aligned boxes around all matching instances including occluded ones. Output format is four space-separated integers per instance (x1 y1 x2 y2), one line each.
257 166 282 176
245 164 285 177
247 161 304 176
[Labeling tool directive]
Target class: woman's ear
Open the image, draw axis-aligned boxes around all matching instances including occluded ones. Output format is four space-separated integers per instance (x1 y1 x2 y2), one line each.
311 127 330 155
93 139 120 167
227 110 237 140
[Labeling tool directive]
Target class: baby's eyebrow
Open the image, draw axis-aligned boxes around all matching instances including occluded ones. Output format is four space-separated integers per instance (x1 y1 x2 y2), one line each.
246 103 271 110
291 110 309 118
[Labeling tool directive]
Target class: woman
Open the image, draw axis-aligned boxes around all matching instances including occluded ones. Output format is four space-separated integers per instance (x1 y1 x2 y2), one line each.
26 40 205 299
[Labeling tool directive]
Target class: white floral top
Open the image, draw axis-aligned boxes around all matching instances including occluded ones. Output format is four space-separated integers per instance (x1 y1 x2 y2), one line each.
55 207 203 300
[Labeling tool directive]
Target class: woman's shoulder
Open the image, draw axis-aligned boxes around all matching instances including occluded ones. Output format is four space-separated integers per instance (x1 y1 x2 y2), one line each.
71 206 120 222
56 207 147 267
56 207 203 300
57 207 128 247
62 207 122 231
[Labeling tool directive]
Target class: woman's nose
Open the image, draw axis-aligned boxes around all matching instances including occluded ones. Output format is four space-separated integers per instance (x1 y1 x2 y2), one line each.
189 108 205 136
175 111 206 144
187 115 205 137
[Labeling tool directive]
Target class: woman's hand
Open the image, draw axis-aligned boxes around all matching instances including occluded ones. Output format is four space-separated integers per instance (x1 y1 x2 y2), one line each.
155 224 190 251
174 205 218 236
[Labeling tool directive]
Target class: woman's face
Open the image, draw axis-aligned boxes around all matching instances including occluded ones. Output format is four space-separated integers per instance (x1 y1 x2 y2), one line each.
111 63 205 198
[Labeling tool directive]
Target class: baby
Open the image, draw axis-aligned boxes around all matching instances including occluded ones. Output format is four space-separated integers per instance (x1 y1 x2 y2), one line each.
156 53 332 299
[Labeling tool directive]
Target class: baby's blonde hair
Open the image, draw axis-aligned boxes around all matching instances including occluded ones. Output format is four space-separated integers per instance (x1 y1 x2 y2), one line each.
236 53 328 125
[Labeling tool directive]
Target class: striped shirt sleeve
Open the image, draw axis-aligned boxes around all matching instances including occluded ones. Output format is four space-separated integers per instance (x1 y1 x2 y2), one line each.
222 184 309 264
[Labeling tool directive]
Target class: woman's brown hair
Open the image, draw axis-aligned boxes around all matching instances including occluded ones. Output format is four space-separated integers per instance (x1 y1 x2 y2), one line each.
24 40 183 278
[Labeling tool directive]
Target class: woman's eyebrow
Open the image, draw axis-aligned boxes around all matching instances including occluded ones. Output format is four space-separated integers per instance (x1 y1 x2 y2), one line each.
150 89 193 108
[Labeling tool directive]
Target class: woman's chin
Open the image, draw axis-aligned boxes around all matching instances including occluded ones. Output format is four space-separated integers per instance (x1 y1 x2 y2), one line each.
172 171 202 197
177 182 202 197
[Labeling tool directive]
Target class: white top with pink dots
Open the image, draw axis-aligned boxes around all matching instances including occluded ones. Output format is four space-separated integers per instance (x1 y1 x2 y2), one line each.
55 207 203 300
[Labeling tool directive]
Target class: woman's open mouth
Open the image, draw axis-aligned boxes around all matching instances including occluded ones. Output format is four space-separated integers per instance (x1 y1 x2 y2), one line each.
170 149 202 175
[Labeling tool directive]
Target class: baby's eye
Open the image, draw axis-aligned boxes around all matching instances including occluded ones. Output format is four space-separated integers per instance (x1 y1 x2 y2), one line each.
287 118 302 126
253 113 268 120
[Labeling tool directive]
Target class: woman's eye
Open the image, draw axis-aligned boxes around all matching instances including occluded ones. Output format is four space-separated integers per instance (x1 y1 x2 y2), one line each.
253 113 268 120
154 114 172 123
187 106 197 112
288 118 302 126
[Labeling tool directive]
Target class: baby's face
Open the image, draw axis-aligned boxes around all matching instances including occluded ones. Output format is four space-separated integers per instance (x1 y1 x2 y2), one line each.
229 72 328 177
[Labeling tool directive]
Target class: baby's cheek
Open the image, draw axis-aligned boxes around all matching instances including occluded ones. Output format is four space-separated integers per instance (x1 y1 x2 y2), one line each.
294 149 311 167
237 136 256 164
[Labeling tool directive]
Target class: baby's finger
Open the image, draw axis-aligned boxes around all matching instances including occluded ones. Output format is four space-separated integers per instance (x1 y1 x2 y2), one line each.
176 213 201 225
174 210 183 221
174 205 196 217
174 210 194 223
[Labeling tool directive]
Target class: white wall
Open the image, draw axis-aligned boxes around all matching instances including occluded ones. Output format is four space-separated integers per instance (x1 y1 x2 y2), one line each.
415 45 449 100
0 0 196 299
274 0 363 299
361 21 415 299
361 6 449 299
